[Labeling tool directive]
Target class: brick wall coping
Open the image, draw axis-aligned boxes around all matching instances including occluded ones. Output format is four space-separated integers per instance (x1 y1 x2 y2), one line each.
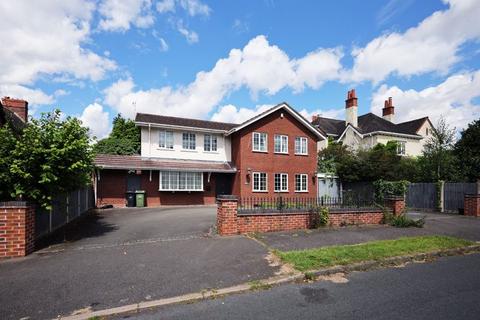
465 194 480 198
217 195 238 201
238 208 382 216
0 201 30 208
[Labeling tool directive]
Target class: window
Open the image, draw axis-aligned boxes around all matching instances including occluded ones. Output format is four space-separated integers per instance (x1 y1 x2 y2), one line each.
426 128 429 136
159 171 203 191
295 137 308 155
295 174 308 192
396 141 406 155
182 133 196 150
253 172 267 192
274 173 288 192
204 134 218 152
252 132 267 152
274 135 288 154
159 130 174 149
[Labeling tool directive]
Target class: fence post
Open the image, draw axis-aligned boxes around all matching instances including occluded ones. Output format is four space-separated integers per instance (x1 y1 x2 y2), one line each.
217 195 238 236
437 180 445 213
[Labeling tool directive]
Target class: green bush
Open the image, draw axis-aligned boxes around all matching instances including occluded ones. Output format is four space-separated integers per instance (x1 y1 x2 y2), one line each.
374 179 409 203
383 211 425 228
314 207 329 227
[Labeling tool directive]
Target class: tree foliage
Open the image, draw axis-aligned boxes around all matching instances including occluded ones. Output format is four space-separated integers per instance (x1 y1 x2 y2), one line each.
94 114 140 155
1 110 94 209
0 125 17 199
455 119 480 181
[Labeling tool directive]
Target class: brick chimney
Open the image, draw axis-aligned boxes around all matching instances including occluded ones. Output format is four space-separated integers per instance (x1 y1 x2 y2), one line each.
311 114 320 123
1 97 28 122
345 89 358 127
382 97 394 122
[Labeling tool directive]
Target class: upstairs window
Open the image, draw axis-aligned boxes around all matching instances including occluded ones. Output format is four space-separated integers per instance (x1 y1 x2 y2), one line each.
295 137 308 155
252 132 267 152
396 141 406 155
274 135 288 154
159 130 174 149
182 133 196 150
274 173 288 192
253 172 267 192
295 174 308 192
204 134 218 152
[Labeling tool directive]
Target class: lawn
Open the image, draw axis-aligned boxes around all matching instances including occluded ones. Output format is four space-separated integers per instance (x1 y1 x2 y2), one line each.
277 236 474 272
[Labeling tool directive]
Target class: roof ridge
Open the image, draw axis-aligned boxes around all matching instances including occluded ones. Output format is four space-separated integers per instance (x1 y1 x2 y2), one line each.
396 116 428 125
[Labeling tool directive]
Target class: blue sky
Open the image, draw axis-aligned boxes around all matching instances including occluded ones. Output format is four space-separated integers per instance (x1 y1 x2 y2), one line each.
1 0 479 138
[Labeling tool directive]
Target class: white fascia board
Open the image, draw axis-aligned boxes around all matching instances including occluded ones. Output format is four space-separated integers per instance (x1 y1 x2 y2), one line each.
364 131 422 140
135 121 229 134
336 125 363 142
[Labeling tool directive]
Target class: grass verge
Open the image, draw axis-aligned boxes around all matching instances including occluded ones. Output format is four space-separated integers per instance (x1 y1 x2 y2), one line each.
277 236 474 272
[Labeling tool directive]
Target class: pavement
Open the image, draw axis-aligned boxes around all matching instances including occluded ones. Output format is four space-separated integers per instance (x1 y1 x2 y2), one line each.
0 207 276 320
120 253 480 320
258 212 480 251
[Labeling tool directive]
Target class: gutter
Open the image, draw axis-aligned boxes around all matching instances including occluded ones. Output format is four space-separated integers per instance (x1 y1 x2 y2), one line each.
135 121 229 134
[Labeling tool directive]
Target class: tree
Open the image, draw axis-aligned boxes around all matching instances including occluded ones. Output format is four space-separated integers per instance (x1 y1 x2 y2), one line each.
455 118 480 181
94 114 140 155
9 110 94 208
0 125 17 199
421 116 460 181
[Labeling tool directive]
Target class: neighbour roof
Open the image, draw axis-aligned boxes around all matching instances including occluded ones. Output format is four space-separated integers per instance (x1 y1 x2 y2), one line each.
0 104 26 132
94 154 237 172
312 112 427 138
135 113 237 131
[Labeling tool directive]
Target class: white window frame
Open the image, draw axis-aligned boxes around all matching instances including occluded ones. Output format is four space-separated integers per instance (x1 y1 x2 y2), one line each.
204 134 218 152
295 174 308 192
252 172 268 192
252 132 268 152
396 141 406 155
159 130 174 149
274 173 288 192
295 137 308 155
274 135 288 154
182 132 196 150
159 171 203 191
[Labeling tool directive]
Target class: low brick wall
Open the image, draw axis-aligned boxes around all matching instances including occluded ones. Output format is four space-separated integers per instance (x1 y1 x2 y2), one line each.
217 196 385 235
385 196 405 216
464 194 480 217
0 202 35 258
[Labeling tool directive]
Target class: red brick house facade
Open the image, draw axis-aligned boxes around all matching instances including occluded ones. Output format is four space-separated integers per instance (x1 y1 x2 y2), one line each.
94 103 325 207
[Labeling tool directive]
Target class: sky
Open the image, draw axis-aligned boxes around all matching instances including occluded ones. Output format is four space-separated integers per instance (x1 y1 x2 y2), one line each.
1 0 479 139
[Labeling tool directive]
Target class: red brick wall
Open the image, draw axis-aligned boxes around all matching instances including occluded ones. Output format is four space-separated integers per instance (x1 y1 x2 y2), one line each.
0 204 35 258
97 169 217 207
230 108 320 198
385 196 405 216
464 195 480 217
1 97 28 122
217 198 383 235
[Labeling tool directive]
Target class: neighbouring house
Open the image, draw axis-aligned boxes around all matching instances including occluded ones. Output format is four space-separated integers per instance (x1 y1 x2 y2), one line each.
0 96 28 131
94 103 326 207
312 89 433 157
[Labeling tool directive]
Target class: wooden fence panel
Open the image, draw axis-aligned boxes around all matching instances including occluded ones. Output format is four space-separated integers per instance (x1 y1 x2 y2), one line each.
444 183 476 212
406 183 437 210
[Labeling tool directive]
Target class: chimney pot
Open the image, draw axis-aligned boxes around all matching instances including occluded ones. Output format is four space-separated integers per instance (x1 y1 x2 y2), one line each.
382 97 395 122
345 89 358 127
312 114 320 123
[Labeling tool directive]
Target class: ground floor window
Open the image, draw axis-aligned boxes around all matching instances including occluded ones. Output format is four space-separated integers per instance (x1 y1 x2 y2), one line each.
159 171 203 191
295 174 308 192
253 172 267 192
274 173 288 192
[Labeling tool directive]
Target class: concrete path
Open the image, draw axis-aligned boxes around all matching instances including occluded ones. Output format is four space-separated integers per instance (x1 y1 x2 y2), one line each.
259 212 480 251
124 253 480 320
0 207 276 320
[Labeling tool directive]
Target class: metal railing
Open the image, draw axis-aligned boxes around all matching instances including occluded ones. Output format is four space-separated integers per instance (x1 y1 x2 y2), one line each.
238 196 377 214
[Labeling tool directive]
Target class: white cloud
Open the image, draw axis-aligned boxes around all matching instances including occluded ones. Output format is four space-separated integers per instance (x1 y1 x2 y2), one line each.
98 0 155 32
103 35 344 119
350 0 480 83
210 104 274 123
152 30 169 51
299 108 345 121
157 0 210 16
79 103 111 139
0 84 54 106
371 70 480 129
177 20 199 44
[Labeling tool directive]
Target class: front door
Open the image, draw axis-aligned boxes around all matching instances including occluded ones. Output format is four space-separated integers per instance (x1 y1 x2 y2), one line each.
126 173 141 191
215 174 232 196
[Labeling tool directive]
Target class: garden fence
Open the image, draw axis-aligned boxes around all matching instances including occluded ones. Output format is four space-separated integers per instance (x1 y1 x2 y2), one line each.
35 186 95 240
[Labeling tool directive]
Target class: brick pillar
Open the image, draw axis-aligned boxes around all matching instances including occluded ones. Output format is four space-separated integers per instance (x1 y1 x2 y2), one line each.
0 202 36 258
464 195 480 217
217 195 238 236
385 196 405 216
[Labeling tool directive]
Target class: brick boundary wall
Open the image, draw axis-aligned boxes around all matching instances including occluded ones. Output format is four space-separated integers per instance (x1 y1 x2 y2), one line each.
0 202 35 258
464 194 480 217
217 196 386 235
384 196 405 216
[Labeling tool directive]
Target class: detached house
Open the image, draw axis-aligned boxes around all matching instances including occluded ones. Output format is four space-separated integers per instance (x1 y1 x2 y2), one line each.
0 96 28 131
94 103 326 207
312 90 433 157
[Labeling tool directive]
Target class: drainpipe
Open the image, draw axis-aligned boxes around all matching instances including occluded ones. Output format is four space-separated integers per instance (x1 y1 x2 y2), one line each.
148 124 151 157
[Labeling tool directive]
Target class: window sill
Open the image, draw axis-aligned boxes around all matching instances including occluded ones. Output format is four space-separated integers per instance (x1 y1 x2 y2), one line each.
252 150 268 153
294 190 309 193
181 149 198 153
294 153 308 156
203 151 219 154
157 147 175 151
274 152 289 155
274 190 289 193
252 190 268 193
158 189 204 192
